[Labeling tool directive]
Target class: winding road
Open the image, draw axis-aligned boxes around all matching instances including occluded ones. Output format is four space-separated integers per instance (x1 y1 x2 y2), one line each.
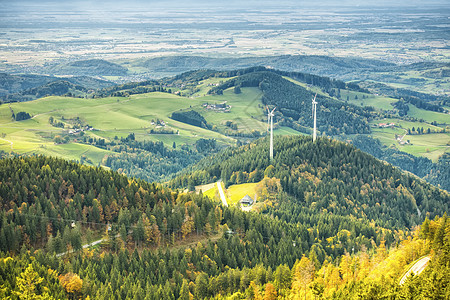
399 255 431 285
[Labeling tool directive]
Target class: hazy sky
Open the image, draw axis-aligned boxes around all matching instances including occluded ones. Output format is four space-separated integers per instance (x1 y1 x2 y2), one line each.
3 0 449 7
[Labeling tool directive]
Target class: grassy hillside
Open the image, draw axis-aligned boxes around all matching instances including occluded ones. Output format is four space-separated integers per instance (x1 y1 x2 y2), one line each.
0 93 230 159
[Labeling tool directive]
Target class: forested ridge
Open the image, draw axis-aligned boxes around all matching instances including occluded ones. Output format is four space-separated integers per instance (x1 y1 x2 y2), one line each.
171 136 448 229
207 70 373 135
0 136 448 299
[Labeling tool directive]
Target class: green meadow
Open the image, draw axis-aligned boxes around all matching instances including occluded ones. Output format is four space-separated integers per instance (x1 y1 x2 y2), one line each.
344 93 397 111
399 133 450 161
0 87 299 166
195 87 267 133
0 92 239 164
407 105 450 124
226 182 259 207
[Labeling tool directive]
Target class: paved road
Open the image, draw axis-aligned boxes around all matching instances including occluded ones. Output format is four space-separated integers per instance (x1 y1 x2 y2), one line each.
56 238 105 257
399 255 431 285
217 180 228 207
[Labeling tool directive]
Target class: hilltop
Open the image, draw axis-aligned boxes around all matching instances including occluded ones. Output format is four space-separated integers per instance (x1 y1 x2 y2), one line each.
172 135 448 229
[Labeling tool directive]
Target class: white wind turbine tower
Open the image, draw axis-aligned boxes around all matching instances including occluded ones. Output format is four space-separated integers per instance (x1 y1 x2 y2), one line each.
267 106 276 160
312 93 318 142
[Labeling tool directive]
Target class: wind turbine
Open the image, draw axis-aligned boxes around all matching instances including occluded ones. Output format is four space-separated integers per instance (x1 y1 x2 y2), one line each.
312 93 318 142
267 106 276 160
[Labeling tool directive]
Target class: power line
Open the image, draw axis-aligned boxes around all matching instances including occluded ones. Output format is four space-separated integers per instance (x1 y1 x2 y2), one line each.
8 212 304 243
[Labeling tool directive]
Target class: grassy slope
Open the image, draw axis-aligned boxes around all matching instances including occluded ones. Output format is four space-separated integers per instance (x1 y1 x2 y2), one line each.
226 182 259 206
195 87 267 133
0 92 236 164
199 180 259 207
407 104 450 124
0 86 301 166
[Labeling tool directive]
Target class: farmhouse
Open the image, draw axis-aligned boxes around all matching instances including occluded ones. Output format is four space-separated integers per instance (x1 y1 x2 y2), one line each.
203 101 231 112
377 122 395 128
239 195 254 206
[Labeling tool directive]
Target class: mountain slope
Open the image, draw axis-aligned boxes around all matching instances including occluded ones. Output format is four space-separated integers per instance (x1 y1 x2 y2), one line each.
0 136 448 299
208 69 373 135
172 135 448 229
129 55 395 78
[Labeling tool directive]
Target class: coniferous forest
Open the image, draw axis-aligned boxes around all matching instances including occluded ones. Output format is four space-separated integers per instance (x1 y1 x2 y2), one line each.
0 136 448 299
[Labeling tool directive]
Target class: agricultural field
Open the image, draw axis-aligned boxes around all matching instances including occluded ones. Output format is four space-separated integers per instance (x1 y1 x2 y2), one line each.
399 133 450 161
0 85 305 166
0 92 238 165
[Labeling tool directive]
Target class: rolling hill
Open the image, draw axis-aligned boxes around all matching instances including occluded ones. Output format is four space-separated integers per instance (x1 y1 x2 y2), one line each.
171 135 448 229
47 59 129 76
0 73 115 102
0 66 448 190
122 55 394 78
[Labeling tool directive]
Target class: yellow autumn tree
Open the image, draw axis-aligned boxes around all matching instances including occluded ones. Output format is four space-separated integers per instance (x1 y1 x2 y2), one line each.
291 256 315 300
247 281 263 300
59 272 83 297
264 282 277 300
181 215 195 239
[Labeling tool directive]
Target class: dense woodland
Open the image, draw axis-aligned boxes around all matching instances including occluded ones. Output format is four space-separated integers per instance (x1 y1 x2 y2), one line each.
0 137 448 298
77 133 217 183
